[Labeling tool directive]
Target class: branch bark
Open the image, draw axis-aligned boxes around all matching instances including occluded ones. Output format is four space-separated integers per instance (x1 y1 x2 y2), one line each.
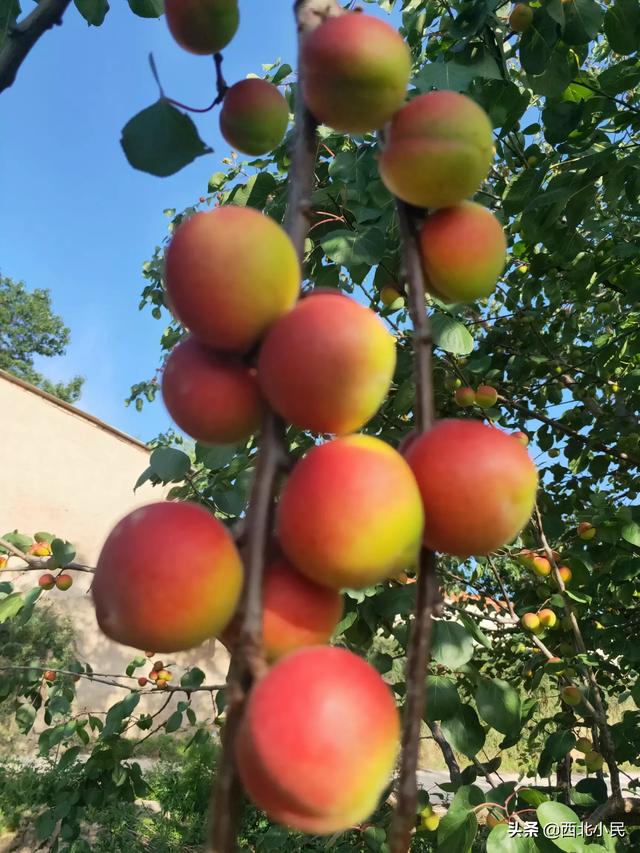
0 0 72 95
389 199 441 853
0 536 95 573
206 3 336 850
427 719 461 785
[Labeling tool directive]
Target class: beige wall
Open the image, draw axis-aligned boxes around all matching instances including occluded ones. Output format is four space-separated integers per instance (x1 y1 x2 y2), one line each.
0 371 230 726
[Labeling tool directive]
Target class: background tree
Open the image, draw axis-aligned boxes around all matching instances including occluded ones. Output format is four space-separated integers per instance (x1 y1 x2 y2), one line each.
0 275 84 403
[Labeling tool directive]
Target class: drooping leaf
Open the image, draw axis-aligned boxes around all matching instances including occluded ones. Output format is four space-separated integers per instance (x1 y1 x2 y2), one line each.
425 675 461 721
440 705 486 757
476 678 522 735
431 619 475 668
75 0 110 25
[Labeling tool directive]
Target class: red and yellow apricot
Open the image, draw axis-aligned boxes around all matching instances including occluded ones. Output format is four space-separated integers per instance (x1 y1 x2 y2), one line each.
38 573 55 590
261 558 343 661
380 286 404 309
165 0 239 55
300 13 410 133
475 384 499 409
258 293 396 435
538 608 557 628
162 337 263 444
419 202 506 303
557 566 573 585
220 79 289 156
165 207 300 353
43 670 57 683
454 386 475 407
379 91 494 209
277 435 424 590
29 542 52 557
56 573 73 591
561 685 582 706
577 521 596 540
521 612 541 633
405 420 538 557
532 556 552 577
509 3 534 32
93 502 243 652
236 646 400 833
138 677 148 687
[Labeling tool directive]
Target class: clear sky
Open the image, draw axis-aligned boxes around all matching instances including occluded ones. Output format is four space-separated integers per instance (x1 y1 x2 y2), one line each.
1 2 318 442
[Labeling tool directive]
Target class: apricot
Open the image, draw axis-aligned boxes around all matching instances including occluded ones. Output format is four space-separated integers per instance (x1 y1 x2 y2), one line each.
43 670 57 683
257 293 396 435
277 435 424 590
165 207 300 353
521 613 540 633
300 13 410 133
29 542 52 557
138 677 148 687
262 558 343 661
55 573 73 591
585 751 603 772
379 91 494 209
421 805 440 832
419 203 506 303
164 0 239 55
512 431 529 446
454 386 475 407
93 502 243 652
558 566 572 585
475 384 499 409
405 420 538 557
509 3 534 32
162 337 263 444
532 556 552 577
561 685 582 706
220 79 289 156
380 286 404 309
236 646 400 833
576 736 592 753
38 573 55 590
538 608 557 628
577 521 596 540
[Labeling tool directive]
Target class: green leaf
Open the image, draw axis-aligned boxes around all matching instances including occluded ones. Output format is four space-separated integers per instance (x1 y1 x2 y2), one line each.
519 11 559 76
128 0 163 17
58 746 81 771
0 592 23 623
165 710 183 733
75 0 110 25
34 531 54 543
15 703 36 734
425 676 461 721
536 801 583 852
431 620 475 668
180 667 205 688
195 443 238 470
487 824 537 852
571 777 608 807
121 100 210 177
621 521 640 546
538 730 576 776
102 693 140 738
431 314 474 355
476 678 522 735
51 538 76 568
604 0 640 53
437 785 484 850
562 0 604 43
149 447 191 482
321 228 385 268
440 705 486 757
458 612 492 650
229 171 277 209
413 57 500 94
0 1 20 53
35 810 57 841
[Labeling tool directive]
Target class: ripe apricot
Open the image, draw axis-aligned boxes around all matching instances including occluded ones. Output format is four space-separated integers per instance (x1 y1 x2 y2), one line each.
405 420 538 556
277 435 424 590
454 386 475 407
561 685 582 706
257 293 396 435
509 3 534 32
532 556 552 577
379 91 494 209
558 566 572 585
38 573 55 590
93 502 243 652
236 646 400 833
420 203 506 303
262 558 343 661
165 0 239 55
521 613 540 632
300 13 410 133
475 384 499 408
577 521 596 540
55 573 73 591
220 79 289 155
538 608 557 628
165 207 300 353
162 337 263 444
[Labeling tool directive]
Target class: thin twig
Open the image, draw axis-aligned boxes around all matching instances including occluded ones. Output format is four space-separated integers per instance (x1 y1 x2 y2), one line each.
0 537 95 573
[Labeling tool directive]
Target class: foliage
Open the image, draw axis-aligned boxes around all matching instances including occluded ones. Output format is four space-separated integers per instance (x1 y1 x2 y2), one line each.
0 275 84 403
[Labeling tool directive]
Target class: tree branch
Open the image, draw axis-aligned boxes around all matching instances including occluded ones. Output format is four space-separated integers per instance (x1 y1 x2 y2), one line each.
426 719 461 785
0 536 95 573
206 4 334 850
0 0 72 95
390 197 441 853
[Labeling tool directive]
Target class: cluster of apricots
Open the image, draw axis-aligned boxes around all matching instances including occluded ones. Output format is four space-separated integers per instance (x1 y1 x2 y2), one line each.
138 659 174 689
92 4 541 835
453 383 498 409
518 549 572 585
38 572 73 591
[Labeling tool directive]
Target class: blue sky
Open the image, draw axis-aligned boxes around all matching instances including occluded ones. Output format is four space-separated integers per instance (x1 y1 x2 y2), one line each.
1 2 323 442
